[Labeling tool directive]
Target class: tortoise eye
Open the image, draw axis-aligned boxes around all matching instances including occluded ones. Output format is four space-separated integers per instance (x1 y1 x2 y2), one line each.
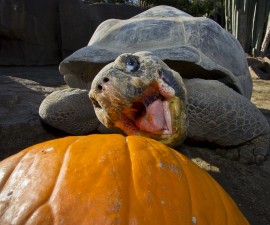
125 56 140 72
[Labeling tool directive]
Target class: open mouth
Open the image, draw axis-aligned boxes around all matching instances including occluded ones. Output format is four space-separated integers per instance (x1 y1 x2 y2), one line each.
115 82 178 140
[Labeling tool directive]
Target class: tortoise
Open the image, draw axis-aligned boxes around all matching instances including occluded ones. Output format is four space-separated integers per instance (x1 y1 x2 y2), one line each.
39 6 270 164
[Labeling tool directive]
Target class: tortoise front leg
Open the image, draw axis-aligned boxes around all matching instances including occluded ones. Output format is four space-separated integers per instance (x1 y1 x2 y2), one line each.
39 88 100 135
185 78 270 164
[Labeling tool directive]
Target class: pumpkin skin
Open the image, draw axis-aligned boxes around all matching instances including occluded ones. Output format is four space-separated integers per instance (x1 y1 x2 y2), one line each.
0 134 249 225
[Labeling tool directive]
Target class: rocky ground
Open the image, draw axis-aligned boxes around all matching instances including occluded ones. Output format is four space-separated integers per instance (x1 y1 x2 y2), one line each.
0 62 270 225
0 66 67 159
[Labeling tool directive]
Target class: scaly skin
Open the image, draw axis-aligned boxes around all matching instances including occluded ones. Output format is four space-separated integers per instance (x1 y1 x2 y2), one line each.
39 89 100 135
185 79 270 164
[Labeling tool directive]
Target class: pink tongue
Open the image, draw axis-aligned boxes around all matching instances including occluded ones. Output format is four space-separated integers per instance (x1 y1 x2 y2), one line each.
135 99 168 133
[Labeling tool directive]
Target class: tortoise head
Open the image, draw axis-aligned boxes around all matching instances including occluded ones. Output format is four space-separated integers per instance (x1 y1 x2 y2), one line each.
89 51 188 147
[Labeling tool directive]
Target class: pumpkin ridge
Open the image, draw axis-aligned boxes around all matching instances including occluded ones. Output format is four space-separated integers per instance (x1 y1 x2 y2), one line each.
171 151 209 224
16 137 78 225
143 137 169 222
22 138 81 224
0 137 80 224
100 135 131 225
25 203 54 225
48 137 82 204
124 137 132 224
128 136 194 224
24 196 54 224
0 152 29 222
171 150 197 221
144 138 173 223
125 136 142 224
155 142 193 223
0 150 29 193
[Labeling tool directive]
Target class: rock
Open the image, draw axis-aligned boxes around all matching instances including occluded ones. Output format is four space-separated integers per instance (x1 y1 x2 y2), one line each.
0 0 61 65
59 2 145 58
0 1 145 65
263 56 270 73
0 67 67 159
246 56 266 69
247 55 270 80
249 66 270 80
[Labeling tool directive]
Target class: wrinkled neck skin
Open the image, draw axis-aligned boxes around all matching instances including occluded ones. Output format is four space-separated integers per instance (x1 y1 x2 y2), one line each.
90 52 188 147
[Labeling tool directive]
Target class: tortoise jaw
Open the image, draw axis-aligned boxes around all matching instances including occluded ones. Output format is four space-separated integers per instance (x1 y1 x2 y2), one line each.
114 84 183 147
117 96 173 135
135 98 173 135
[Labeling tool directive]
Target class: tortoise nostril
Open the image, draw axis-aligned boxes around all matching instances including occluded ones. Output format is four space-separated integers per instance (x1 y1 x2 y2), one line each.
97 78 109 92
98 85 102 91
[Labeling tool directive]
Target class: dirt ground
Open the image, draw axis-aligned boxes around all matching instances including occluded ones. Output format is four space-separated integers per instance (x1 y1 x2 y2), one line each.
0 65 270 225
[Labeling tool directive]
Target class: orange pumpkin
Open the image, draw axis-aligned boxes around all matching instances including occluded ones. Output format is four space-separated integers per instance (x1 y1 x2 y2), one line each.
0 134 249 225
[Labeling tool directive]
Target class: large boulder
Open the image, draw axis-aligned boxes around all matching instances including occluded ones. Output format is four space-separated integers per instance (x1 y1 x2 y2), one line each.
59 1 145 58
0 0 60 65
0 0 145 65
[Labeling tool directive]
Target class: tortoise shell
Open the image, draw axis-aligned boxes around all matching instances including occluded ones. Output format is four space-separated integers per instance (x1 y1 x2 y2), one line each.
60 6 251 99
